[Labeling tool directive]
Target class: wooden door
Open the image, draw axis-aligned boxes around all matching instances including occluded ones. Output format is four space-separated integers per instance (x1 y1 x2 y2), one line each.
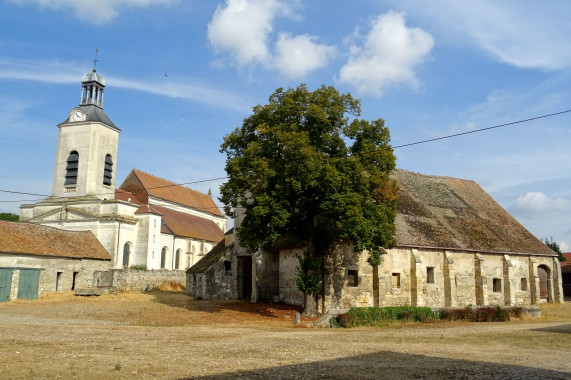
0 269 13 302
538 266 548 299
17 269 40 300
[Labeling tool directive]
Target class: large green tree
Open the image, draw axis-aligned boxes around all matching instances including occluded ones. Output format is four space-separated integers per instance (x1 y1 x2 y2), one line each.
544 238 566 262
220 85 397 316
0 213 19 222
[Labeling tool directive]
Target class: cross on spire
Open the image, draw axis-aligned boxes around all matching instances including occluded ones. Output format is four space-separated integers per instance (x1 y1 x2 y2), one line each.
93 48 99 71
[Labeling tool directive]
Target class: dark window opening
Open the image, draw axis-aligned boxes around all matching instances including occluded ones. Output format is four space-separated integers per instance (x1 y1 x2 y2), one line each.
493 278 502 292
103 154 113 186
161 247 167 269
72 272 78 291
224 260 232 273
563 273 571 285
347 269 358 287
520 278 528 291
56 272 63 291
427 267 435 284
392 273 401 288
65 151 79 186
175 249 181 270
122 243 130 267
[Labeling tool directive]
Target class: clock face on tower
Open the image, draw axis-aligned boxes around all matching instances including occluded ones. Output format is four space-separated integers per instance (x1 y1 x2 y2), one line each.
70 108 84 122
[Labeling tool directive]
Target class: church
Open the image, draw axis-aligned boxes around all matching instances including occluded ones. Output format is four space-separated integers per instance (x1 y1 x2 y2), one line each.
19 69 225 271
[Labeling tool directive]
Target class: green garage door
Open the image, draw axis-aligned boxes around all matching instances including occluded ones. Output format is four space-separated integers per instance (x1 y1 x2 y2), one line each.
17 269 41 300
0 269 13 302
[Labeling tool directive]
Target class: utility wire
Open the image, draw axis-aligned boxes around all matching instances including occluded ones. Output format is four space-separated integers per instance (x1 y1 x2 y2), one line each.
1 108 569 204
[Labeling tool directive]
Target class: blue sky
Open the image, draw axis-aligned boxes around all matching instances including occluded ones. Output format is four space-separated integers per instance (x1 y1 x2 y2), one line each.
1 0 570 251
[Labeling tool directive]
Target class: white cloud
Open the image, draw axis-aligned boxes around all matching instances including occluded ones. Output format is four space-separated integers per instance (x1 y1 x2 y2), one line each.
394 0 571 70
560 241 569 252
338 11 434 96
9 0 178 25
207 0 335 78
208 0 287 66
273 33 336 78
0 58 250 112
512 192 571 214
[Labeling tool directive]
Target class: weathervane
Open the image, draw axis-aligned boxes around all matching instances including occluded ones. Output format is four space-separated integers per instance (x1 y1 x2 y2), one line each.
93 48 99 71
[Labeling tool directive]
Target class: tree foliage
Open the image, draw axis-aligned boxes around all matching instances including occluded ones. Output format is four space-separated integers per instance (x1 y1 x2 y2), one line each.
544 238 566 262
0 213 19 222
220 85 397 313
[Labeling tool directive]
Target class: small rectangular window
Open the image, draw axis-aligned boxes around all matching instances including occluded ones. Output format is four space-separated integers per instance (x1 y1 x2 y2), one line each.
347 270 358 287
493 278 502 292
72 272 79 291
224 260 232 273
520 278 528 291
56 272 63 291
426 267 434 284
392 273 401 288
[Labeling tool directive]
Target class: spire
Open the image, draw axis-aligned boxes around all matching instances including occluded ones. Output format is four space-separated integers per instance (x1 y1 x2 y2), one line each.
80 49 105 108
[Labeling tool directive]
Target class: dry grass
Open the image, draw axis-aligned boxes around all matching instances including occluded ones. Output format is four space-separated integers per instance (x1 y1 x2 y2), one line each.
1 292 570 379
155 280 186 292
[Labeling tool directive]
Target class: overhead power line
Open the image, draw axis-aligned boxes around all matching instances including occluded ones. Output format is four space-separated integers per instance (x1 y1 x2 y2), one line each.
0 108 569 205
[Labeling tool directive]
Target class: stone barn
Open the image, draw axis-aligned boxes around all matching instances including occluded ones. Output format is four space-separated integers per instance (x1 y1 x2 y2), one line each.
0 221 111 301
187 170 564 312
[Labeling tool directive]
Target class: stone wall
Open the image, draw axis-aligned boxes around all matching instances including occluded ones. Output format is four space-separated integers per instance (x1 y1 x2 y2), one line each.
272 245 564 312
113 269 186 291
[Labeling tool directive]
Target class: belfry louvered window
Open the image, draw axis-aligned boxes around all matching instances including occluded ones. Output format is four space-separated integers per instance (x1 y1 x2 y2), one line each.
64 151 79 186
103 154 113 186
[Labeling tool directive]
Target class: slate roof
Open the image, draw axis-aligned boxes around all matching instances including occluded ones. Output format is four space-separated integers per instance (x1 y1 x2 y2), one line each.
120 169 223 217
59 104 118 130
393 169 555 256
187 234 231 274
0 221 111 260
150 204 224 242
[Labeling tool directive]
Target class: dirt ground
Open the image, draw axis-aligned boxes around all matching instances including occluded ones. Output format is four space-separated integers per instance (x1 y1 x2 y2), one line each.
0 291 570 379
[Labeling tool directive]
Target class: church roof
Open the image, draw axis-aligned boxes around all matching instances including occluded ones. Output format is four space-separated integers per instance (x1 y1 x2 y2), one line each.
0 221 111 260
59 104 118 130
393 169 555 256
115 189 140 204
119 169 224 217
151 205 225 242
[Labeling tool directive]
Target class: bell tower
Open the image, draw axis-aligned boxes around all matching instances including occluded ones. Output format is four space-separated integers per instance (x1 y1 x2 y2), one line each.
51 69 120 200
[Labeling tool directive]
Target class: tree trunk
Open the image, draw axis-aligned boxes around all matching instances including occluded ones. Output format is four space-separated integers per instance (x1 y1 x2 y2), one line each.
302 292 318 317
373 264 379 307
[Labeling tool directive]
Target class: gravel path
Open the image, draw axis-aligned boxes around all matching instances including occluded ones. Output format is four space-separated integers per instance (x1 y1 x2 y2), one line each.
0 293 569 379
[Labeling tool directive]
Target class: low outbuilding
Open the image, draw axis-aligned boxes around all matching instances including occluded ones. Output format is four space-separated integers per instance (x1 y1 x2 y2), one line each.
0 221 111 301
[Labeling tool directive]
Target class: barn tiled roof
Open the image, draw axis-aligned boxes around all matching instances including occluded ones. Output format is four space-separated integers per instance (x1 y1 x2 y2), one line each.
561 253 571 272
0 221 111 260
119 169 223 217
393 169 555 256
150 205 225 242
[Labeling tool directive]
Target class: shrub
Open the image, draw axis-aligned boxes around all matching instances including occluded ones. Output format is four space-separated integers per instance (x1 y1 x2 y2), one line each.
129 264 148 271
336 306 438 327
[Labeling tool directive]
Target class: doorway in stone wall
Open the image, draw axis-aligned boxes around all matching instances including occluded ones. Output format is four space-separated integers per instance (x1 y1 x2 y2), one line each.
538 265 550 301
237 256 252 301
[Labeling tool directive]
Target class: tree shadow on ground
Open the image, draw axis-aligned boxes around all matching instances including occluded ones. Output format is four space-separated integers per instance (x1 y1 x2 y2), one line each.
150 291 304 321
531 323 571 334
181 350 569 379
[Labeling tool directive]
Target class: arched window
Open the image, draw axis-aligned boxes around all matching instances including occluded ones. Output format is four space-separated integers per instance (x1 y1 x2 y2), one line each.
103 154 113 186
161 247 167 269
65 151 79 186
122 242 131 267
175 249 181 270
